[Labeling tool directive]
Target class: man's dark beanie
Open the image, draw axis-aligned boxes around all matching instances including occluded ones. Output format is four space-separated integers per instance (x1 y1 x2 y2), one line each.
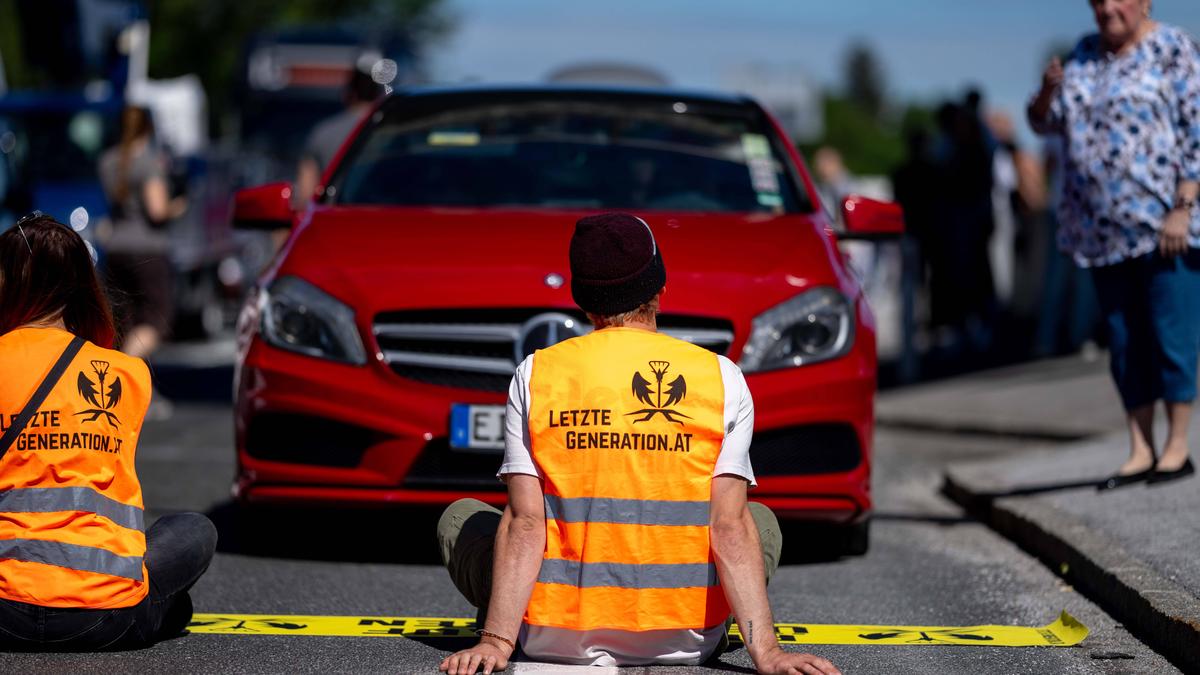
570 213 666 316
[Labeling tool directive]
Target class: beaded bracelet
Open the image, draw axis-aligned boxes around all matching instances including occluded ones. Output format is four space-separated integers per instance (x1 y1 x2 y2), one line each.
476 629 515 651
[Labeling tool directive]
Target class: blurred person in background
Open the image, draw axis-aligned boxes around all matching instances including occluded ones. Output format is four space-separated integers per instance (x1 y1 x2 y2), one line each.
986 110 1047 319
1029 0 1200 488
293 68 384 211
812 146 854 215
930 96 996 352
894 127 946 349
98 106 185 419
0 215 216 650
1032 135 1101 358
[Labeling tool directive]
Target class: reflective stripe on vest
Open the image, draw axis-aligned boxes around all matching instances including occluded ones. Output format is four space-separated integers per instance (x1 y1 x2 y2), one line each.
543 495 710 527
526 328 730 632
0 487 145 532
538 559 719 589
0 539 143 581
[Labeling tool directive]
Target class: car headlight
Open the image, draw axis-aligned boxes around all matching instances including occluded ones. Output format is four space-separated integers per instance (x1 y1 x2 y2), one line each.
259 276 366 365
739 287 855 372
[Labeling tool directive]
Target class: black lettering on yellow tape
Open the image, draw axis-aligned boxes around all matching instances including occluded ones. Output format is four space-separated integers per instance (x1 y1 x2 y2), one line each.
188 611 1087 647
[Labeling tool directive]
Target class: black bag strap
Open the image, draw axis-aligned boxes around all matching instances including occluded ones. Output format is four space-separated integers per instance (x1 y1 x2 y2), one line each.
0 335 85 456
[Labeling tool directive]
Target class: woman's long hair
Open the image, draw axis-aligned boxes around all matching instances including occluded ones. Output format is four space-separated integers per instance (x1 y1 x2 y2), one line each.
0 216 117 348
114 106 155 206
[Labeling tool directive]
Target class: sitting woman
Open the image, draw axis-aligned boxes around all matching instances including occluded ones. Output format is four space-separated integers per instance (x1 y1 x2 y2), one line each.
0 213 216 650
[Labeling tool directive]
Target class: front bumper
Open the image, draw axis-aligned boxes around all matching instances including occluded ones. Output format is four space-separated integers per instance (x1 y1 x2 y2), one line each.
235 336 874 523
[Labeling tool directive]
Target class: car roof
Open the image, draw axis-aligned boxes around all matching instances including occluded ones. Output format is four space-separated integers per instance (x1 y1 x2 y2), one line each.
389 83 758 109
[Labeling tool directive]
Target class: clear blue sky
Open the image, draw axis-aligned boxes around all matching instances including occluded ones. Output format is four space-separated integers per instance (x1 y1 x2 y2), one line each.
430 0 1200 139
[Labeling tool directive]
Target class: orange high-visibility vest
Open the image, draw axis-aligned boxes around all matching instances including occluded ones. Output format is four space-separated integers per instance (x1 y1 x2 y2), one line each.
0 327 151 608
525 327 729 632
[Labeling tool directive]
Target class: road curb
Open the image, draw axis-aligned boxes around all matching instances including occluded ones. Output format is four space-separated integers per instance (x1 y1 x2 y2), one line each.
943 469 1200 672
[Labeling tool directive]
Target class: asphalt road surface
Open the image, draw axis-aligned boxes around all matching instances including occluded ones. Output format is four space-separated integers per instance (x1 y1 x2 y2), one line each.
0 403 1177 674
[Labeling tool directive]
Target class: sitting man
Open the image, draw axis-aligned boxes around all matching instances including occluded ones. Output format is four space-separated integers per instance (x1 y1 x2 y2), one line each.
437 213 840 675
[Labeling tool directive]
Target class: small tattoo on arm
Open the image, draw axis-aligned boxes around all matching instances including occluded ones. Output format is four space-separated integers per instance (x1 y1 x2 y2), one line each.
747 620 753 644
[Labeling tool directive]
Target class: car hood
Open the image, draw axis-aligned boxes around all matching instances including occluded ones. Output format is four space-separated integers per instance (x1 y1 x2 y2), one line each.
275 207 849 324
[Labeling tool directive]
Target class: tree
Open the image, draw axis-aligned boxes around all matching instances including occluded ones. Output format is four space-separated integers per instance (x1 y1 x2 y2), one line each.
803 95 905 176
844 41 886 122
146 0 453 134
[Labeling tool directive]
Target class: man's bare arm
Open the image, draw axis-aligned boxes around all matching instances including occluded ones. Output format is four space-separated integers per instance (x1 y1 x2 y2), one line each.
440 474 545 675
710 476 839 675
483 474 546 645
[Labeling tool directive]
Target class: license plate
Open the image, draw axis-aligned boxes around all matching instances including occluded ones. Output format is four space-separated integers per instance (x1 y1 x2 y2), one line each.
449 404 506 452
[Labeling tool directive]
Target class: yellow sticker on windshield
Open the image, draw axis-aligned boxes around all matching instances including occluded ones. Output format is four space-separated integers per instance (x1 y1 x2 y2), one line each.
188 611 1088 647
427 131 481 146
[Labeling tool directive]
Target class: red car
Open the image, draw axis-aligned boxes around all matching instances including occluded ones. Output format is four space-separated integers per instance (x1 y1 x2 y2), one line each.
231 86 902 553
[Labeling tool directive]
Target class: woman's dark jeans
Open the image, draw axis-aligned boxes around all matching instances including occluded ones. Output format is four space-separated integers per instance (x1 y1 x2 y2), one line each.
0 512 217 651
1091 249 1200 410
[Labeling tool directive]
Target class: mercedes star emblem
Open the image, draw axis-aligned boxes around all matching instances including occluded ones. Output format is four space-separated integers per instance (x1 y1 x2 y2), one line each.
515 312 586 362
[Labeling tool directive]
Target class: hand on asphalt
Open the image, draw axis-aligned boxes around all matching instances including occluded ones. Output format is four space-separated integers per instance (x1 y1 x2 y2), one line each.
1159 208 1190 257
438 641 509 675
756 647 841 675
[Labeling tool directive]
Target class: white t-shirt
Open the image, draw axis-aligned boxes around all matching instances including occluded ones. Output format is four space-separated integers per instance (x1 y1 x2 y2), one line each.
499 351 756 666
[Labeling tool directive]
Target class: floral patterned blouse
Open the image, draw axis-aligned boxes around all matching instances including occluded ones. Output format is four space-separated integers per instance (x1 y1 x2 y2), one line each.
1030 24 1200 267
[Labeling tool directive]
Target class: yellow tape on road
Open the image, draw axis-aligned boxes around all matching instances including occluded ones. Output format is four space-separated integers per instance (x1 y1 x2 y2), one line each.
730 611 1087 646
188 611 1087 647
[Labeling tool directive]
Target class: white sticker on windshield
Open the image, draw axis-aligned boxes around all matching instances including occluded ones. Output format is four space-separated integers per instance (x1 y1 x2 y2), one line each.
742 133 781 197
748 157 781 195
741 133 771 159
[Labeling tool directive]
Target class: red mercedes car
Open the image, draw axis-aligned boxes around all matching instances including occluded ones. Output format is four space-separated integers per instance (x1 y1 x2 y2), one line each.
231 86 902 553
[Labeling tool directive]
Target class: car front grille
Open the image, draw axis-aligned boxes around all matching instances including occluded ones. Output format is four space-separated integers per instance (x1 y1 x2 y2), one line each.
374 308 735 392
403 438 508 491
749 424 863 476
245 412 377 468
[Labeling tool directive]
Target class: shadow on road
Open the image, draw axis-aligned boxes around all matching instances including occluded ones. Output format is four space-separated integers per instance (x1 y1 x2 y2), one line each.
960 473 1108 499
872 511 973 526
206 501 446 564
405 635 475 654
698 658 756 674
941 474 1108 518
973 477 1106 498
777 521 871 565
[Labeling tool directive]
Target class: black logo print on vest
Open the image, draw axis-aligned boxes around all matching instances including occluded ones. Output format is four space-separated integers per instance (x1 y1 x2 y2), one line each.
627 360 691 425
76 360 122 425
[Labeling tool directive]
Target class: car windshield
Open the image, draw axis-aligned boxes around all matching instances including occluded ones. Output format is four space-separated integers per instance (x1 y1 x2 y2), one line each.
328 94 810 213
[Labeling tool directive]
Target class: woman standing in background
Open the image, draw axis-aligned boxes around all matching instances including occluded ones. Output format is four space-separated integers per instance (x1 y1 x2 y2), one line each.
1029 0 1200 488
98 106 184 418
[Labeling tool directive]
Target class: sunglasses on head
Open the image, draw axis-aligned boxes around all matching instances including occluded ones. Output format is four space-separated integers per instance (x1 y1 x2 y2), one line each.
13 211 77 253
13 210 45 254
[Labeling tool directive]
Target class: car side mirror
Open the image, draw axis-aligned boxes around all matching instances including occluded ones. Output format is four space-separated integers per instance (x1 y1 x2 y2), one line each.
839 195 905 240
232 183 295 230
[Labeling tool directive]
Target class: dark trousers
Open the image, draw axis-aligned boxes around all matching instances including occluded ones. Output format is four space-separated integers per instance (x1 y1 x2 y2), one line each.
1091 250 1200 410
0 512 217 651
